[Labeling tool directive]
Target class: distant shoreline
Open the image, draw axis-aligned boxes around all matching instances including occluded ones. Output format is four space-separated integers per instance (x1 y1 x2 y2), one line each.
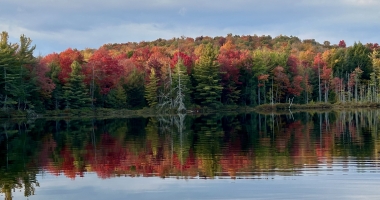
1 102 380 119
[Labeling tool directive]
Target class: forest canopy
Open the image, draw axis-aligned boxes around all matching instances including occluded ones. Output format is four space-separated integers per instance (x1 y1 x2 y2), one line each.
1 31 379 112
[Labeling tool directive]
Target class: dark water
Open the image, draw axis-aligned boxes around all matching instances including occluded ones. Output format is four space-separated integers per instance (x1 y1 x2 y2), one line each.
1 110 380 199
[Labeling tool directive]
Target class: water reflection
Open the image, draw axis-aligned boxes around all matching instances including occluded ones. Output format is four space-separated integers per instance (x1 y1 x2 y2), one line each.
1 110 380 198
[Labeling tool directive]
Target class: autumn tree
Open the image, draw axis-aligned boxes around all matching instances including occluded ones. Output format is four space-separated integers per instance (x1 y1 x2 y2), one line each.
171 52 193 74
370 50 380 102
130 47 152 71
321 65 333 102
217 47 243 105
58 48 83 84
272 66 290 103
36 57 55 100
313 53 325 102
285 55 304 102
251 48 288 105
338 40 346 48
348 67 363 102
86 48 124 106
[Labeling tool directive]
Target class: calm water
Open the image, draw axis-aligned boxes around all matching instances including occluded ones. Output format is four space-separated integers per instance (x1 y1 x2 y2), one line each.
2 110 380 199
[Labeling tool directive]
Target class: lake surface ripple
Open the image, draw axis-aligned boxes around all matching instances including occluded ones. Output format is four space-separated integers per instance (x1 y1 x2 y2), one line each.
1 110 380 199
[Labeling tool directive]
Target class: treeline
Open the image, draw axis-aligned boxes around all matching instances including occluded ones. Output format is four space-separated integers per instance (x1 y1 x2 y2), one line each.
1 31 380 112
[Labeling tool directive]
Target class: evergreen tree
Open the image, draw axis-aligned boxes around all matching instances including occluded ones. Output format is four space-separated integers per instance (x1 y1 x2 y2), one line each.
145 68 159 107
0 32 18 110
331 48 346 78
124 69 145 109
105 84 127 108
193 44 223 108
344 42 372 79
13 34 38 110
237 67 254 106
0 32 39 111
48 61 64 109
63 61 91 109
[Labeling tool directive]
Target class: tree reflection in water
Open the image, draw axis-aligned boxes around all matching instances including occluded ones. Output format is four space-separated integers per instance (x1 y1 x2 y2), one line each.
1 110 380 198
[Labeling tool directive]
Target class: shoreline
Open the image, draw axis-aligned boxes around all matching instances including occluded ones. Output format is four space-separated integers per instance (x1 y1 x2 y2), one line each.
1 102 380 119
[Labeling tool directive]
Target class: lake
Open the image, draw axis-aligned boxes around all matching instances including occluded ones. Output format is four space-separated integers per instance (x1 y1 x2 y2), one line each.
1 110 380 199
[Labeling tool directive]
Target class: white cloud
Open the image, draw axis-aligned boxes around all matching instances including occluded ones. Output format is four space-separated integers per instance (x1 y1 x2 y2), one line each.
178 7 187 16
340 0 380 6
1 0 379 55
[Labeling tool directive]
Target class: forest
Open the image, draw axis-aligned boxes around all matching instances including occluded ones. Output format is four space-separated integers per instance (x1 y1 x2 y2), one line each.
1 31 380 113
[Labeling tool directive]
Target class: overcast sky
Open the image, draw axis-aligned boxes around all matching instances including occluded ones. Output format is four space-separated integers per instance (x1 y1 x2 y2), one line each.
1 0 379 55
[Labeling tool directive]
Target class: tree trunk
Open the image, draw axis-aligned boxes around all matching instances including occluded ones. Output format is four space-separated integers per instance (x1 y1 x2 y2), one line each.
258 85 260 105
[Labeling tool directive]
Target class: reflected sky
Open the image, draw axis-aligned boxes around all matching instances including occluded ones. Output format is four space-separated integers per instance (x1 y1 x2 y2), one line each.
8 172 380 200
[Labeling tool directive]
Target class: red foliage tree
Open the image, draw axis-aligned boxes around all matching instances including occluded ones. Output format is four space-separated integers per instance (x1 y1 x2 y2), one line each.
367 43 379 51
313 53 332 101
313 53 326 72
143 48 171 85
286 55 303 96
86 48 124 95
338 40 346 48
273 66 290 102
130 47 152 71
217 49 245 104
332 77 343 102
321 66 332 90
288 75 304 96
58 48 84 84
287 55 299 75
115 54 137 82
171 52 193 74
36 59 56 98
40 53 60 66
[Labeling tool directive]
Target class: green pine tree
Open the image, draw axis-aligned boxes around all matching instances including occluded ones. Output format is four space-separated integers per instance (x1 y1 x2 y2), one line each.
0 31 18 110
48 61 64 109
0 32 39 111
145 68 159 107
105 84 127 108
344 42 372 80
63 61 91 109
193 44 223 108
13 34 38 110
124 69 145 109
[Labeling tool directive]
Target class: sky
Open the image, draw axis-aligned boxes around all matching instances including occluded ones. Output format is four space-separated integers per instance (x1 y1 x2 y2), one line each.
1 0 379 55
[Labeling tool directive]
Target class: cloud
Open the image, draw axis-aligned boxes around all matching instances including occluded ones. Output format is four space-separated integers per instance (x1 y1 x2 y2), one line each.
178 7 187 16
340 0 380 6
1 0 379 55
